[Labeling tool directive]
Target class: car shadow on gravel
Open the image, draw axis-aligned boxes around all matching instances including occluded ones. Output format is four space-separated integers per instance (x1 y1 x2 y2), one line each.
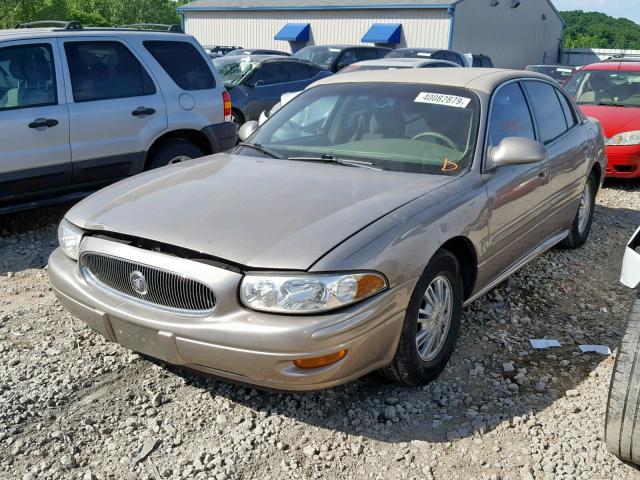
159 195 640 445
0 204 71 275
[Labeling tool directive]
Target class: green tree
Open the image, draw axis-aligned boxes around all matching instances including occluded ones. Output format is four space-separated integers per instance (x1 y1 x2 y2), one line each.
561 10 640 49
0 0 190 29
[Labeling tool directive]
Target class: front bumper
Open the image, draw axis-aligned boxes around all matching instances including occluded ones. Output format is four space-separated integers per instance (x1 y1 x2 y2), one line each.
605 145 640 178
48 239 412 391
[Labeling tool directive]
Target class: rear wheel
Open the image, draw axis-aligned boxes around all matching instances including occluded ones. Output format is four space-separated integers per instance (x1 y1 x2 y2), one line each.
559 171 596 249
380 249 463 386
147 139 204 170
605 299 640 465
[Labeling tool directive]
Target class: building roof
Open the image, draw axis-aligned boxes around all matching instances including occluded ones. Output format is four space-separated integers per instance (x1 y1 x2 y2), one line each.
312 68 553 95
178 0 456 11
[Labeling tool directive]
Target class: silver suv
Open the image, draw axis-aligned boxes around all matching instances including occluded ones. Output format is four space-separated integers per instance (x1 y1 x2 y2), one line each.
0 23 237 214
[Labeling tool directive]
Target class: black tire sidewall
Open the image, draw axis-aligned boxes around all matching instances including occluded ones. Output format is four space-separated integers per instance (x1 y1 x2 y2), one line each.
147 140 204 170
571 172 597 245
396 250 464 385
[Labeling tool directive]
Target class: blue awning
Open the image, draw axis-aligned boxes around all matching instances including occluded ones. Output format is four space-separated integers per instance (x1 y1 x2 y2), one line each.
274 23 310 42
361 23 402 44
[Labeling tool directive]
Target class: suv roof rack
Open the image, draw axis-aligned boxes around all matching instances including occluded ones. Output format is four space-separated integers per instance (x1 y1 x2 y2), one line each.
15 20 83 30
120 23 183 33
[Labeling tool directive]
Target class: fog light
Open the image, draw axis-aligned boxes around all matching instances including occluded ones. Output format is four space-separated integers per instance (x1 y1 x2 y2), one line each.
294 350 348 369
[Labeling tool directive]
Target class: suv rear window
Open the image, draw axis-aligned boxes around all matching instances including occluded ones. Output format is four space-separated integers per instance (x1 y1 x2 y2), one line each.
144 41 215 90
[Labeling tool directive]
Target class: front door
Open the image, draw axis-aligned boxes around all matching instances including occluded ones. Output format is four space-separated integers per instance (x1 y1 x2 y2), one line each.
243 61 289 121
0 40 71 206
480 81 552 285
61 38 167 185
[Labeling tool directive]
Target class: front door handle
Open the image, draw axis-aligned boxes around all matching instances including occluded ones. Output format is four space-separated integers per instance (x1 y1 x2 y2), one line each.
538 166 551 184
132 107 156 117
28 118 58 129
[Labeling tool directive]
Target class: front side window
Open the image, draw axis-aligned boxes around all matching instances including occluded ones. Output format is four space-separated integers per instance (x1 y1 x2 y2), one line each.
336 50 358 70
144 41 215 90
523 80 568 143
357 49 380 62
249 62 286 86
0 44 56 111
487 82 535 148
65 41 155 102
242 83 480 176
565 70 640 108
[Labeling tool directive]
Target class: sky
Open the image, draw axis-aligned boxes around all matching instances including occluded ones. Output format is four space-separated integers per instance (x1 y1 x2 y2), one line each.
553 0 640 24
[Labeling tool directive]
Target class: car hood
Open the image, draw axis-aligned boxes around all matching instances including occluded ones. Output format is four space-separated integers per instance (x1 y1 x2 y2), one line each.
67 154 454 270
580 105 640 139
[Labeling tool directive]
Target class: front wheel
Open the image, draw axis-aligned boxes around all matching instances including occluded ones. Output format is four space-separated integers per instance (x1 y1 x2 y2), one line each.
380 249 463 386
558 171 597 249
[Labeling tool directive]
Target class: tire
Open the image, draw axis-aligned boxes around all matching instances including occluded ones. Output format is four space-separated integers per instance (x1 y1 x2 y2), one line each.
146 139 204 170
558 171 597 249
380 249 464 386
605 299 640 465
231 109 244 126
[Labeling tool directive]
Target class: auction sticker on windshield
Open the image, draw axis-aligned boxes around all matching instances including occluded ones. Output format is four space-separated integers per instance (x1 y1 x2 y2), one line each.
414 92 471 109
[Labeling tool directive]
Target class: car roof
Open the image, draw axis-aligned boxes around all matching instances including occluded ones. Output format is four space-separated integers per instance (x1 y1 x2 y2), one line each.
349 58 457 67
0 27 188 41
219 54 307 63
312 68 553 94
527 64 574 68
299 44 384 50
580 62 640 72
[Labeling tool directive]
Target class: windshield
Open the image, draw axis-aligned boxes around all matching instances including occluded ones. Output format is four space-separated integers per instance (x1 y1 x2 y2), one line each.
239 83 479 176
526 66 574 82
565 70 640 107
212 57 259 85
294 47 341 68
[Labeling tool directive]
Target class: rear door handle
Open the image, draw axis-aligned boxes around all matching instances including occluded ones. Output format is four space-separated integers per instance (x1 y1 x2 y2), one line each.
28 118 58 129
132 107 156 117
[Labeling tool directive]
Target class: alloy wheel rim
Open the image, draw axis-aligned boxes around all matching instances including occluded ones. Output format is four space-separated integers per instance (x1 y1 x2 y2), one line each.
577 182 593 234
416 275 453 362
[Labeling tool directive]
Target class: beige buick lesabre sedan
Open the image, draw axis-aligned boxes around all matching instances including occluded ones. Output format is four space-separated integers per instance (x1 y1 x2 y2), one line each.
49 69 606 391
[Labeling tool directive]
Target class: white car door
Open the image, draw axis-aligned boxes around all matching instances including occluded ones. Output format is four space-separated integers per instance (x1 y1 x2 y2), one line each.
0 38 71 205
60 36 167 185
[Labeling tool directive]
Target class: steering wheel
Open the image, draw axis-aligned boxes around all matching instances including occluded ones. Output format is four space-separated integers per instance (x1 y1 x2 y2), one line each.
412 131 457 150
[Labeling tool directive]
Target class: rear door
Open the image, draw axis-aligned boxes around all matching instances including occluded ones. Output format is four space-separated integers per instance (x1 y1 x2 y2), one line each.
0 39 71 206
481 81 552 282
522 80 591 233
61 37 167 185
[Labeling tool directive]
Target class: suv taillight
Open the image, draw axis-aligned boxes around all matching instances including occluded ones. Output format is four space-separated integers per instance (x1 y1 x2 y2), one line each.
223 91 232 123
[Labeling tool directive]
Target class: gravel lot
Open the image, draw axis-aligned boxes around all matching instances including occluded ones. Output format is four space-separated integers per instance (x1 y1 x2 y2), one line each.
1 181 640 480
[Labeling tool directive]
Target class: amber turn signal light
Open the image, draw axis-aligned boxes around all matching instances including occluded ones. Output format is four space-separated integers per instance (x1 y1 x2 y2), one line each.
294 350 348 369
356 274 387 300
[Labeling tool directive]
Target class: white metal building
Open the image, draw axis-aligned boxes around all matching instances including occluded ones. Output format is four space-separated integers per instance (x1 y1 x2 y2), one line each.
178 0 565 69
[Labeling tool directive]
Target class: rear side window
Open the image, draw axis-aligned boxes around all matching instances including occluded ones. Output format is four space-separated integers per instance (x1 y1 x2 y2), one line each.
284 62 311 82
0 43 57 111
556 90 578 128
144 41 215 90
487 82 535 148
65 41 155 102
523 81 568 143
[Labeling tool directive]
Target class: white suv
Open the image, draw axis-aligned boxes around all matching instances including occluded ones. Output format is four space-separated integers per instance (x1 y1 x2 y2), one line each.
0 23 237 214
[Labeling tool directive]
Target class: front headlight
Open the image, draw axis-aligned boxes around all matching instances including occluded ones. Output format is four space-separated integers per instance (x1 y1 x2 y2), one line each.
57 219 84 261
607 130 640 146
240 272 388 314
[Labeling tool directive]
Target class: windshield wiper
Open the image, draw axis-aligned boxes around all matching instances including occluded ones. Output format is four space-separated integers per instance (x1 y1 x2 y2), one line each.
597 101 631 108
236 142 283 159
287 154 382 170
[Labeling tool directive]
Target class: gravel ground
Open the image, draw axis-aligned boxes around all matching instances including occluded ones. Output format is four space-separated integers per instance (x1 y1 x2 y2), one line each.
1 181 640 480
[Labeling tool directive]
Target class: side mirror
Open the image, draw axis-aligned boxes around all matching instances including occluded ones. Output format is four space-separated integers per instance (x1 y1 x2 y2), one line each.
238 120 259 142
488 137 546 168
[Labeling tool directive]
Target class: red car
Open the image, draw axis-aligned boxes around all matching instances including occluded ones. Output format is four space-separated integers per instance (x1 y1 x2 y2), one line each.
565 62 640 179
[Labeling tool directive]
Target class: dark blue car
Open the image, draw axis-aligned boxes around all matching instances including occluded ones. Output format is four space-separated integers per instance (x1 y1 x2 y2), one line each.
213 55 332 124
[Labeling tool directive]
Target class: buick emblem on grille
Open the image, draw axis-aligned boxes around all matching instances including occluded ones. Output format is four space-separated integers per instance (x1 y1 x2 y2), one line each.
129 270 148 295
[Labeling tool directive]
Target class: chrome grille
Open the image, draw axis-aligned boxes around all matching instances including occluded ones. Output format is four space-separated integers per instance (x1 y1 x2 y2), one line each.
80 253 216 315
